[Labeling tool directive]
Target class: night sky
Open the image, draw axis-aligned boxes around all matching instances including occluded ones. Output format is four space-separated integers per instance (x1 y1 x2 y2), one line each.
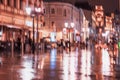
44 0 119 13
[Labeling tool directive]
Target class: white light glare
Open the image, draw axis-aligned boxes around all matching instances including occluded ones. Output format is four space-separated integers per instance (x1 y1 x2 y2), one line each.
70 22 74 28
35 7 41 13
64 22 68 28
26 7 31 15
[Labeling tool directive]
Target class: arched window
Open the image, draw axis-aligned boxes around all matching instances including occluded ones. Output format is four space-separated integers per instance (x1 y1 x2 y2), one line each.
63 9 67 17
7 0 11 6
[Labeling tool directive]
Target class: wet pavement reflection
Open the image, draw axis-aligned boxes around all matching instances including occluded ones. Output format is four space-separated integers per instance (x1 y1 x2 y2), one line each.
0 47 120 80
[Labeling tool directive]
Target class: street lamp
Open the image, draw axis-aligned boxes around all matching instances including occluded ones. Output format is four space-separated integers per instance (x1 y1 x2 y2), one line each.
64 22 74 51
26 1 44 54
26 7 35 54
34 7 43 53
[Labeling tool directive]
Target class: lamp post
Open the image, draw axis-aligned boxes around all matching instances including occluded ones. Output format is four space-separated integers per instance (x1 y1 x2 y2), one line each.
34 7 43 53
26 0 43 54
26 7 35 54
64 22 74 51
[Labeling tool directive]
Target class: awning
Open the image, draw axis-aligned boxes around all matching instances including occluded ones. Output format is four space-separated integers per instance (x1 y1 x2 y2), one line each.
0 23 22 29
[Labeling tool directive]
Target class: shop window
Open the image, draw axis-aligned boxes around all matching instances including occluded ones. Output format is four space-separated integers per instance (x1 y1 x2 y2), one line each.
51 8 55 14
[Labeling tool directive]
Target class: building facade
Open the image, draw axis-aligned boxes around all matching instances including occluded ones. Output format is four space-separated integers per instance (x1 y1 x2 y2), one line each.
0 0 44 43
44 2 82 42
0 0 87 43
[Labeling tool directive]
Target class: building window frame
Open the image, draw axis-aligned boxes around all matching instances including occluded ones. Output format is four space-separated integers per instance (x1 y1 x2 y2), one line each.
51 8 55 14
63 9 67 17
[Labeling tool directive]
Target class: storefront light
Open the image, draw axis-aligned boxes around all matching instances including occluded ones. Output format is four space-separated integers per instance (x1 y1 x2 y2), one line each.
25 20 32 27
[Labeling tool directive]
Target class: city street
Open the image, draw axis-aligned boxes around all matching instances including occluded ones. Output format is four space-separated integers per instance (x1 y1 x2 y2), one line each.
0 0 119 80
0 46 120 80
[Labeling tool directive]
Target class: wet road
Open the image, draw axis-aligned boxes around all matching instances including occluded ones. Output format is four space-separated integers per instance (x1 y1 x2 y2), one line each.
0 47 120 80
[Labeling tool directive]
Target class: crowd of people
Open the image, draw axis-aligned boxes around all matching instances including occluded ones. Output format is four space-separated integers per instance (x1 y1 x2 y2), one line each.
0 34 120 54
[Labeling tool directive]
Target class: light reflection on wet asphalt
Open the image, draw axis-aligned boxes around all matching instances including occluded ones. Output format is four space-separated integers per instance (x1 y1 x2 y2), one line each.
0 47 120 80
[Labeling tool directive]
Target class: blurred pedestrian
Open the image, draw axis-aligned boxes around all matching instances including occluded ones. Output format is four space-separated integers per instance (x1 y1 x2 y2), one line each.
76 35 80 46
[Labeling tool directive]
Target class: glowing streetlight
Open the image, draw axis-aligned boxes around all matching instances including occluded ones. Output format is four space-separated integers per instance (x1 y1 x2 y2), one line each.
26 7 35 54
64 22 74 51
26 0 44 54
